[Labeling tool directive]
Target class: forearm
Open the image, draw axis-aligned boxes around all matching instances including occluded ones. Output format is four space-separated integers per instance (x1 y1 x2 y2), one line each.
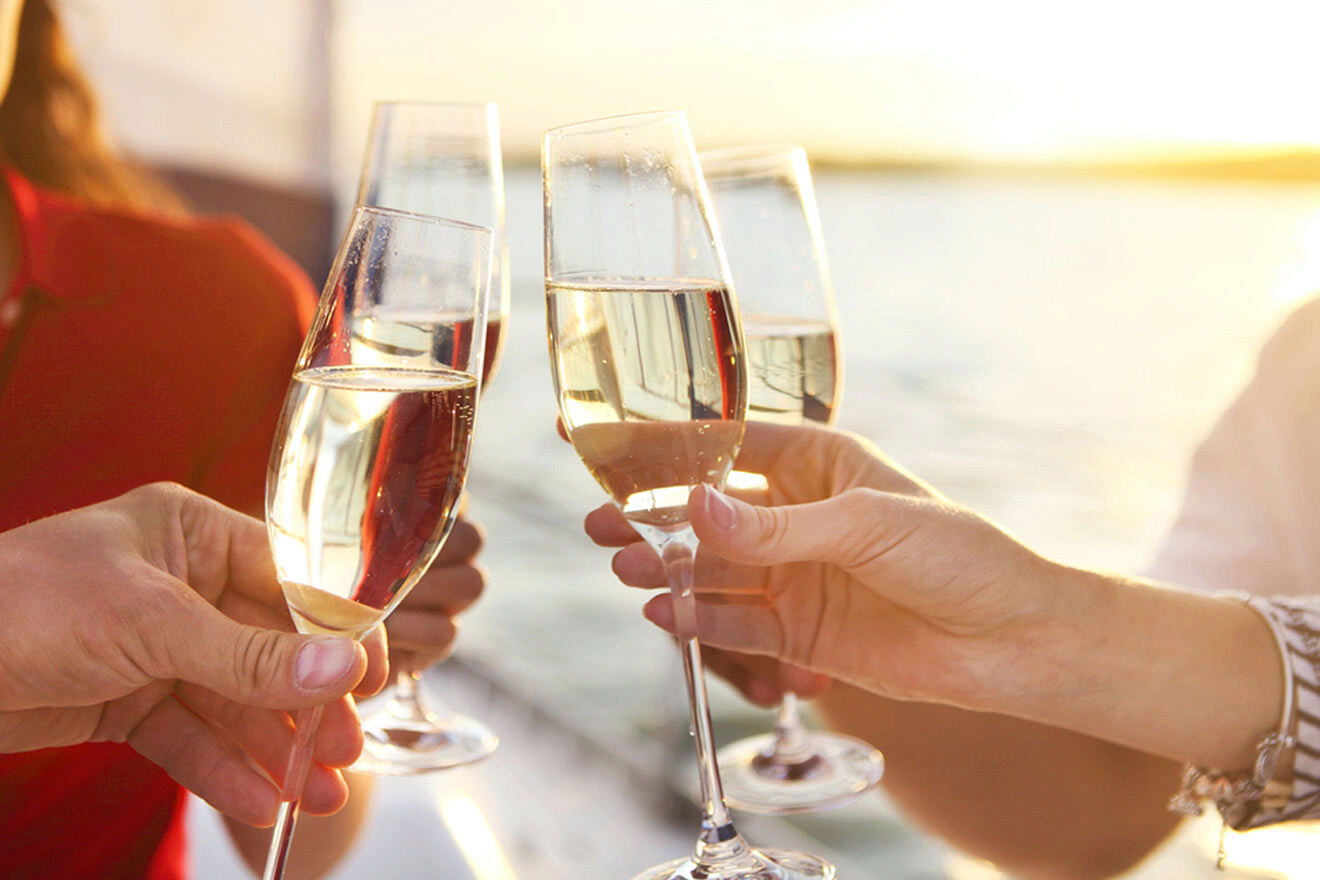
225 771 376 878
813 568 1283 878
1009 567 1282 770
819 685 1185 880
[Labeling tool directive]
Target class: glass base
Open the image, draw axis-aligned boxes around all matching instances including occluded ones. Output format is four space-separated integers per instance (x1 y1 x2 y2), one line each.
633 848 835 880
352 703 498 776
716 732 883 814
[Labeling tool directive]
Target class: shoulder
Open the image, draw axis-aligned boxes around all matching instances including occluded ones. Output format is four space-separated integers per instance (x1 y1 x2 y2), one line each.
1203 295 1320 435
186 215 319 326
1251 296 1320 385
20 176 318 329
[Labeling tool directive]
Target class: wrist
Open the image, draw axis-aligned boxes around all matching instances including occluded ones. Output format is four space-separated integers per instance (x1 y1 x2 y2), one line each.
974 560 1109 716
1012 571 1283 769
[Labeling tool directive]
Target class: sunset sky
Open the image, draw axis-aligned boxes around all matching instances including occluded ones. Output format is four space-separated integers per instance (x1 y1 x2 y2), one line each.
66 0 1320 188
338 0 1320 164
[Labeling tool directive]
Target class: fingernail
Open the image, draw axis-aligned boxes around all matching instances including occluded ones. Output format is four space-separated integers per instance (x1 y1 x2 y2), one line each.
296 639 357 691
703 487 739 531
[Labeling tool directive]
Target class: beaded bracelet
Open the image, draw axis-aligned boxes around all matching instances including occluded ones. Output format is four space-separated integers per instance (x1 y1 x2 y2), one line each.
1168 594 1300 867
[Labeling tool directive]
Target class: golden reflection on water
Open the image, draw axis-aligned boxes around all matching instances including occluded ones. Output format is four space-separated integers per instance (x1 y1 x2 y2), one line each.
437 793 518 880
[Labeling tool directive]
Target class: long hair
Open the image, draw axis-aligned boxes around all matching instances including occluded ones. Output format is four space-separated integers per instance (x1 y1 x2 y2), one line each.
0 0 183 213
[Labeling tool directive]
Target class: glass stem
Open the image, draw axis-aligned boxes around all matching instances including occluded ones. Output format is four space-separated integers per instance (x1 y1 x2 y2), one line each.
262 702 325 880
395 666 419 701
770 692 814 764
657 527 752 866
387 665 437 723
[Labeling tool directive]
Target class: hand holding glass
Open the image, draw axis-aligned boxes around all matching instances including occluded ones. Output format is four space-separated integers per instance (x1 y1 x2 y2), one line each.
544 111 833 880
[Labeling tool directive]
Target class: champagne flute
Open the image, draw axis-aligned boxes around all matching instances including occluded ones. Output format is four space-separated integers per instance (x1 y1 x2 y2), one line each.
356 100 510 383
262 206 491 879
544 111 834 880
350 100 505 774
701 145 884 814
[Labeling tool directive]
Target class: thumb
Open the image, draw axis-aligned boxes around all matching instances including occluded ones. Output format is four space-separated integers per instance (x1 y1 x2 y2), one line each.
153 591 366 708
689 483 888 570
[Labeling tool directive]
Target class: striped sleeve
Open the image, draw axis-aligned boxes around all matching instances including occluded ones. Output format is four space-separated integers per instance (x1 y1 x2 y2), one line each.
1235 596 1320 828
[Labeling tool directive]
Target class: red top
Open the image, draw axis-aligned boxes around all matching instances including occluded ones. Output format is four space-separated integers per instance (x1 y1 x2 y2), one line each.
0 169 316 878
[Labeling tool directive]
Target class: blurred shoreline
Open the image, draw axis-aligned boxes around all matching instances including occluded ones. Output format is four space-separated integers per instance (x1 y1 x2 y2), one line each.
496 148 1320 182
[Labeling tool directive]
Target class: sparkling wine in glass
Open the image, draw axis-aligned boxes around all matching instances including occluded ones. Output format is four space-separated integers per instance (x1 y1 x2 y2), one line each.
700 145 883 814
261 206 491 879
544 111 834 880
349 100 506 774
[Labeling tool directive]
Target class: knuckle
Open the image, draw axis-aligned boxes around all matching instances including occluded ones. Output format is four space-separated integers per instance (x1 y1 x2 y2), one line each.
388 612 458 651
411 564 485 610
836 488 902 565
839 486 882 514
126 481 190 511
442 520 484 560
431 616 459 647
233 626 284 694
456 565 486 603
759 506 792 554
464 518 487 549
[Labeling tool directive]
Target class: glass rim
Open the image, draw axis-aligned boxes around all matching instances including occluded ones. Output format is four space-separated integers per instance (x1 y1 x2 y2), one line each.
699 144 809 179
351 204 495 238
542 109 687 140
370 98 498 114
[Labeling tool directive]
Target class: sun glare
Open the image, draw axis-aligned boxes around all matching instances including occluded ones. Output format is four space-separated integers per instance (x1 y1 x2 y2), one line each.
1221 823 1320 878
1271 210 1320 306
337 0 1320 166
437 794 518 880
